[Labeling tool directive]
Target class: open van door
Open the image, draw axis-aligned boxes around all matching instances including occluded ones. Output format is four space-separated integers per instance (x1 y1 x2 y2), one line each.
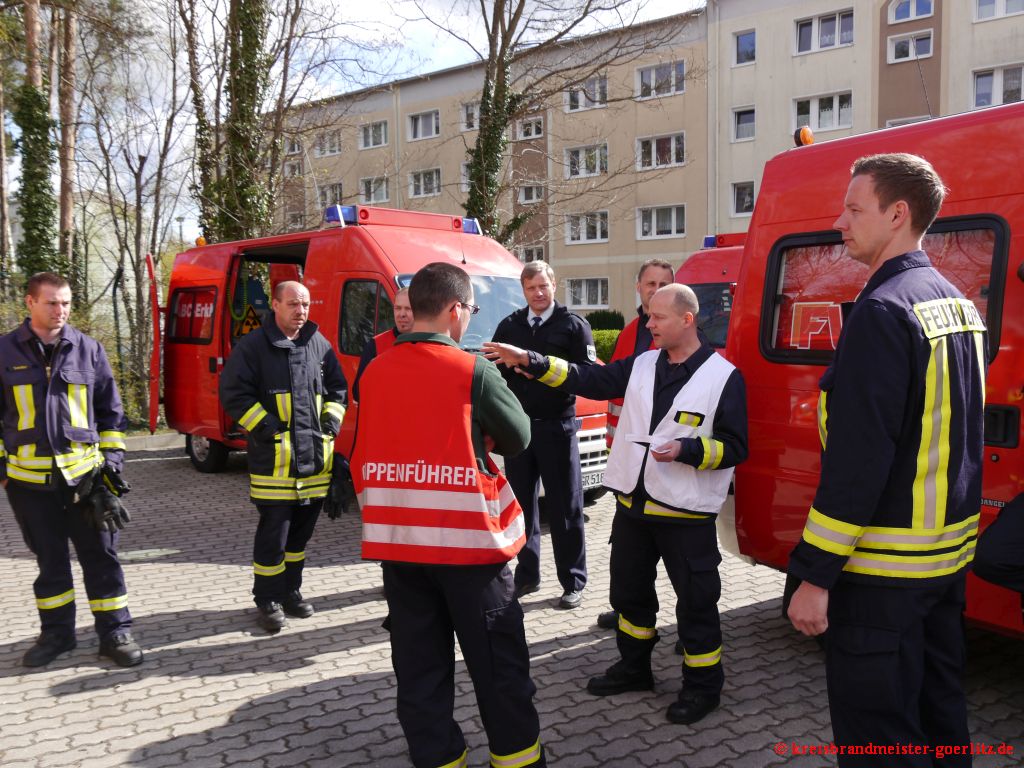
146 253 162 434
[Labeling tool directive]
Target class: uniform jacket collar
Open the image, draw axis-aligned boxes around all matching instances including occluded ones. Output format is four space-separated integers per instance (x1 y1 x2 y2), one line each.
261 312 320 347
861 250 931 299
15 317 82 347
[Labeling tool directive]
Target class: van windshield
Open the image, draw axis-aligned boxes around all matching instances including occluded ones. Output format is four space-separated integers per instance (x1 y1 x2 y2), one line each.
691 282 733 348
396 274 525 352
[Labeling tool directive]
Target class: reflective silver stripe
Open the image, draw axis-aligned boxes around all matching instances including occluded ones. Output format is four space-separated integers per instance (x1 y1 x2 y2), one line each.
684 646 722 668
284 551 305 563
608 403 623 417
238 402 268 431
36 588 75 610
362 515 526 551
490 739 542 768
13 384 35 430
360 487 496 515
89 594 128 612
68 384 89 429
605 424 617 438
99 430 127 450
858 514 979 551
617 614 656 640
845 540 976 578
538 356 568 387
323 401 346 420
253 559 286 576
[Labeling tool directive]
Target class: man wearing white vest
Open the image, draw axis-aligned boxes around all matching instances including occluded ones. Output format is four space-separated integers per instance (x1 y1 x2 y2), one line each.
484 284 747 726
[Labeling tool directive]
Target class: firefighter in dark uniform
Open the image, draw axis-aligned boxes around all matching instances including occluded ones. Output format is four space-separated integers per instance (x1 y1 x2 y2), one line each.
973 492 1024 619
491 261 595 609
788 154 986 766
485 283 748 726
352 286 414 401
353 262 545 768
0 272 140 668
219 281 348 632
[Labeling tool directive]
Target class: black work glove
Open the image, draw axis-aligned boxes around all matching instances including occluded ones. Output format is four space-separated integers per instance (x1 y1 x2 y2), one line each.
75 468 131 532
321 413 342 438
324 462 350 520
102 466 131 497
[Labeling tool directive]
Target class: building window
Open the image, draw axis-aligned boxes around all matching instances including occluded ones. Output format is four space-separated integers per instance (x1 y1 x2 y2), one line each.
359 121 388 149
735 30 756 64
974 65 1023 107
796 10 854 53
519 185 544 204
461 102 480 131
408 110 440 140
732 182 755 216
637 205 686 239
795 92 853 131
888 30 932 62
518 116 544 139
567 75 608 111
733 108 755 141
637 133 685 170
314 130 341 157
566 277 610 309
637 61 686 98
520 245 546 262
286 212 304 230
360 176 388 204
566 144 608 178
977 0 1024 19
410 168 441 198
890 0 933 22
285 137 302 155
318 182 343 209
460 163 472 193
285 160 303 177
566 212 609 244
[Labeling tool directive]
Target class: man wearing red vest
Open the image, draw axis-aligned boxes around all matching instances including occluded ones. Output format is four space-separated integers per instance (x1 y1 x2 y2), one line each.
352 262 546 768
352 287 413 401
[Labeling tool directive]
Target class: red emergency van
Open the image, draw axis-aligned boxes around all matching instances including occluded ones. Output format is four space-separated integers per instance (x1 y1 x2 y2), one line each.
724 102 1023 637
675 234 743 350
154 206 608 494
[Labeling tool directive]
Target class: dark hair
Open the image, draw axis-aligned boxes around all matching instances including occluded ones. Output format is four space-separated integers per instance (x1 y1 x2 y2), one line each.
637 258 674 282
851 153 946 235
26 272 70 298
409 262 471 318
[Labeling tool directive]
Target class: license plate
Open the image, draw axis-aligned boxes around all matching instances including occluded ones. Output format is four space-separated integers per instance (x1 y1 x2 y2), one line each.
581 471 604 490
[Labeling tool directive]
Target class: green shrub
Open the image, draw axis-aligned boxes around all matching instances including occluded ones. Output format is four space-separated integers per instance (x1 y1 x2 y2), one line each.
592 329 620 363
585 309 625 330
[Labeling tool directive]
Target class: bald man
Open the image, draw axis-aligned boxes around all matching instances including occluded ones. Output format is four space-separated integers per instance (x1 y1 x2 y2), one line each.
484 284 747 726
220 281 348 632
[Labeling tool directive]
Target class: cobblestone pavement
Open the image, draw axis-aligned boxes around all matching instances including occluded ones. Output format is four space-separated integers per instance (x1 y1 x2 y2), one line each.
0 443 1021 768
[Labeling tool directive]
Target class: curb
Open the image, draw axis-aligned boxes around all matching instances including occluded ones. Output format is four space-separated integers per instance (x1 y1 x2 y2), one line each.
124 432 184 452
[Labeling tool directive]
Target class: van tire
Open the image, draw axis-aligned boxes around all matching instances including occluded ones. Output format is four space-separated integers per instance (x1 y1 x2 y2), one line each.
187 434 229 473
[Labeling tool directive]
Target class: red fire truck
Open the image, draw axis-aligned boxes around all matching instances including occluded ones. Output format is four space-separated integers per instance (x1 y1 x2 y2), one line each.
675 234 744 351
724 102 1023 636
151 206 608 494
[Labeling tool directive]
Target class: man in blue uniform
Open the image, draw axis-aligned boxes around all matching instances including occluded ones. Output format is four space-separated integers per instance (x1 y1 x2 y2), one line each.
1 272 141 668
352 287 414 401
787 154 986 766
485 283 748 725
491 261 595 609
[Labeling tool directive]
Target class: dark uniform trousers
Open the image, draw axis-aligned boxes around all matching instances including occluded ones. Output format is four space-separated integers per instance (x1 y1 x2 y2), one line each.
609 507 723 694
7 480 131 640
826 578 969 768
974 494 1024 601
505 416 587 593
383 561 545 768
252 501 322 604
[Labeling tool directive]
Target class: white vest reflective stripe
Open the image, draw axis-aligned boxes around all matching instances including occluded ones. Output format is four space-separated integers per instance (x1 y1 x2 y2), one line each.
354 342 526 565
604 350 735 515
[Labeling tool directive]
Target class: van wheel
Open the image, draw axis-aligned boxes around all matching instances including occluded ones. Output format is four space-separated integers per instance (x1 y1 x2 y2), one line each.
187 434 229 473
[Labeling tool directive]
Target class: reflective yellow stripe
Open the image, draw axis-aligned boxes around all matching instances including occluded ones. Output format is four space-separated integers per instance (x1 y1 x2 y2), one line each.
538 356 568 387
253 559 286 577
275 392 292 424
844 539 976 579
801 507 864 557
14 445 52 468
698 437 724 470
316 393 323 415
643 500 712 520
437 750 468 768
914 337 951 530
618 615 656 640
974 332 986 397
675 411 703 428
99 430 127 450
616 493 633 508
36 588 75 610
858 514 979 552
491 739 542 768
13 384 36 430
250 472 331 502
684 645 722 668
6 465 50 483
817 390 828 450
323 401 346 421
238 402 268 431
273 433 292 477
67 383 90 429
284 551 305 563
89 594 128 612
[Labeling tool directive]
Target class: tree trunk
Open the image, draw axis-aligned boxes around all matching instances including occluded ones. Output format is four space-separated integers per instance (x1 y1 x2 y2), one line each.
0 75 12 295
24 0 41 89
46 7 59 116
59 7 77 285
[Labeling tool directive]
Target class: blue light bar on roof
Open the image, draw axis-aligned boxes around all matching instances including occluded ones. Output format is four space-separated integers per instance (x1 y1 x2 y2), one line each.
462 217 481 235
702 235 716 248
324 205 358 226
